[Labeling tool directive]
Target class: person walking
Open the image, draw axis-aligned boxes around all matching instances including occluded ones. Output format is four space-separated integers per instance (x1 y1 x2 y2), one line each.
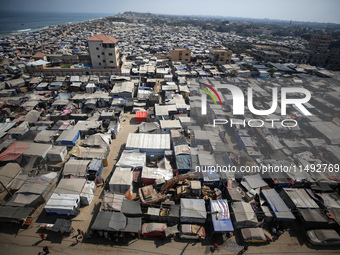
40 233 45 240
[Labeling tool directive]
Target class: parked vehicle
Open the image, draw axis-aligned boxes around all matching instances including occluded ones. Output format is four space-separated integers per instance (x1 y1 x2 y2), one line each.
307 229 340 246
142 223 167 238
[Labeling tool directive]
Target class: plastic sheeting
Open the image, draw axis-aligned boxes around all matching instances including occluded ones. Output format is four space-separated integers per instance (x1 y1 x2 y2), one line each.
211 200 234 232
44 193 80 216
180 198 207 224
116 150 146 168
109 169 133 194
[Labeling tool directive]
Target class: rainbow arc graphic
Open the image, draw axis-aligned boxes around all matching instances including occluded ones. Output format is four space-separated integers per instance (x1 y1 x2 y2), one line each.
199 83 222 115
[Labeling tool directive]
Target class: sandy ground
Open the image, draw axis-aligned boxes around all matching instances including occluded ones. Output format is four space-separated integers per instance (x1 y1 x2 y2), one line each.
0 112 340 254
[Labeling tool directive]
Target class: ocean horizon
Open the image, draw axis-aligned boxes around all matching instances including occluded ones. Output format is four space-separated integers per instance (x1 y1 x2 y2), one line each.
0 10 113 38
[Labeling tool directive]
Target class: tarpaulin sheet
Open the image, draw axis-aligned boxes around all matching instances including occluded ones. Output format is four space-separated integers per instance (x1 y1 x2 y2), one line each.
0 142 30 162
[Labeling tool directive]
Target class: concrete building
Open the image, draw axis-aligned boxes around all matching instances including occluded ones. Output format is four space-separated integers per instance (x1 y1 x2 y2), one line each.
170 48 191 62
209 48 232 64
87 35 120 69
309 34 332 53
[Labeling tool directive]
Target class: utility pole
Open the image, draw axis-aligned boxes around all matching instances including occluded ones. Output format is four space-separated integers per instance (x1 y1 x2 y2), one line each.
0 181 13 197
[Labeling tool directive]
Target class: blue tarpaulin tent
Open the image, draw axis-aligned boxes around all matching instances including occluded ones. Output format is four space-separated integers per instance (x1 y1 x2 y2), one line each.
261 189 295 221
210 200 234 232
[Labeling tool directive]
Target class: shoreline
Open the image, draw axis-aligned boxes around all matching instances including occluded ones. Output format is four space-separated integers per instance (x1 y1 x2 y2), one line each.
0 12 113 39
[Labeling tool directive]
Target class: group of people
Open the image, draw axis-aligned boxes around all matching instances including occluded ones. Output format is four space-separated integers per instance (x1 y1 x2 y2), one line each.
272 222 285 241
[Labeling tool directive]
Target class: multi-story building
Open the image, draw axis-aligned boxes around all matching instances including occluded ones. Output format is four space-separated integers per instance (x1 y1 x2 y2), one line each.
170 48 191 62
87 35 120 69
209 48 232 64
309 34 332 53
277 49 309 64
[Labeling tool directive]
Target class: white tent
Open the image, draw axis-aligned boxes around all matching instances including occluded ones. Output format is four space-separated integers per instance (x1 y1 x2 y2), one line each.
109 168 133 194
44 193 80 216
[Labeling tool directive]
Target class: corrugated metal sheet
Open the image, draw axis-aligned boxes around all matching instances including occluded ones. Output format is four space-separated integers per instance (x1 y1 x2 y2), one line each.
126 133 170 150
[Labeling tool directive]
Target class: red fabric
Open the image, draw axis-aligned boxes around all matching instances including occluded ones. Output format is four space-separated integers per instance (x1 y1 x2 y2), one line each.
135 111 148 122
0 141 30 162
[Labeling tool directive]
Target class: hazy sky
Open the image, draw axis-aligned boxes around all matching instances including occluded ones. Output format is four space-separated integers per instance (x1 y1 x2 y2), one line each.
1 0 340 24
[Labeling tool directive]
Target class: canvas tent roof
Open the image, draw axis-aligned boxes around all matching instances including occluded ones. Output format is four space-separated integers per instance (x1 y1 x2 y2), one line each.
101 191 125 212
81 134 109 147
0 163 22 192
34 130 56 143
23 143 52 158
232 201 258 228
56 130 79 144
180 198 207 223
109 169 133 194
70 145 109 159
122 199 142 216
63 159 90 176
241 174 268 190
25 110 41 124
91 211 141 233
54 179 86 195
261 189 295 220
0 206 34 223
10 172 57 207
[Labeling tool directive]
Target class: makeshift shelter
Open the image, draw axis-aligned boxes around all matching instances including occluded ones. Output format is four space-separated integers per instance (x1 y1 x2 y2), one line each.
280 188 319 209
122 199 143 217
0 206 35 224
138 122 160 133
0 141 30 162
241 174 268 191
54 178 86 195
25 110 41 124
261 189 295 221
63 159 90 177
7 172 58 208
116 150 146 168
87 159 104 181
23 143 52 158
81 134 110 147
44 193 80 216
180 198 207 224
141 167 173 185
101 191 125 212
70 145 110 166
126 133 170 156
231 201 259 229
109 168 133 194
56 130 80 147
0 163 22 192
210 200 234 232
34 130 56 143
240 228 267 243
46 146 67 162
176 154 191 173
91 211 141 233
299 208 330 229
